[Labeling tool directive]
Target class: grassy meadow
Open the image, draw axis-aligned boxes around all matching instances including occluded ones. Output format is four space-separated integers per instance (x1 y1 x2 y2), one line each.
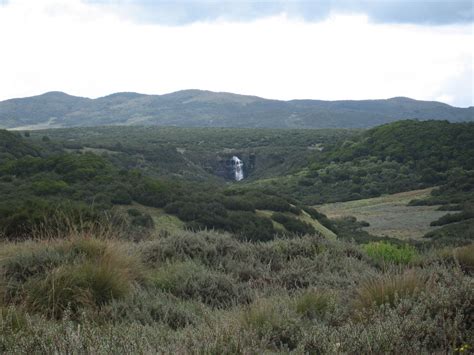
318 188 449 240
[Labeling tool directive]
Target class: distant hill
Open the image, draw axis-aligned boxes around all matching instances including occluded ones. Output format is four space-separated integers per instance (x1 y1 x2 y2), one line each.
0 90 472 129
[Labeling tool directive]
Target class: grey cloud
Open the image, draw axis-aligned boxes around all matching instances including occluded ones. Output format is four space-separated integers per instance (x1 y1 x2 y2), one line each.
85 0 473 26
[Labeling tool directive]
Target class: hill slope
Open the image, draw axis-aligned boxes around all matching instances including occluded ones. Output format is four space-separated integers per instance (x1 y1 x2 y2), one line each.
1 90 472 129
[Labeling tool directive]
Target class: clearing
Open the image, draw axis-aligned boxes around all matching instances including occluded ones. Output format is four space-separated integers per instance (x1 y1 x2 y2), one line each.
317 188 448 240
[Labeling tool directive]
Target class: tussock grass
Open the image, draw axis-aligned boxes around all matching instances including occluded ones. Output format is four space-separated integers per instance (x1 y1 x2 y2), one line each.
454 243 474 273
295 289 336 320
0 236 143 318
354 269 429 311
241 297 301 350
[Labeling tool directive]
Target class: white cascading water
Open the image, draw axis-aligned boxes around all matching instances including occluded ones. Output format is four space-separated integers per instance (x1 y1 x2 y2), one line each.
231 156 244 181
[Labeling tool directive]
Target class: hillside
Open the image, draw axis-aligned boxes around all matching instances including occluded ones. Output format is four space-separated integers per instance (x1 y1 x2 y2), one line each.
0 123 473 353
246 120 474 203
0 90 472 129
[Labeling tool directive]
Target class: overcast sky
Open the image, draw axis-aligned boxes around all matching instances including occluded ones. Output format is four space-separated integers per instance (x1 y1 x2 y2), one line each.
0 0 472 106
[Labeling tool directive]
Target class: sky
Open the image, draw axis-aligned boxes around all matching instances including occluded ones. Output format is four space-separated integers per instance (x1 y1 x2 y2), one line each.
0 0 472 107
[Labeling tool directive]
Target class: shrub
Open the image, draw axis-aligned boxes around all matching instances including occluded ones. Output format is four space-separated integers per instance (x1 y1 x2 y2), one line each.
100 290 205 330
150 261 251 308
271 213 315 235
354 270 428 311
140 230 249 268
302 207 336 232
363 241 418 265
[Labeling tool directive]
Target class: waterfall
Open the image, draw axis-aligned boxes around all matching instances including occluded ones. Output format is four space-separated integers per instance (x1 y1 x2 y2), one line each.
231 156 244 181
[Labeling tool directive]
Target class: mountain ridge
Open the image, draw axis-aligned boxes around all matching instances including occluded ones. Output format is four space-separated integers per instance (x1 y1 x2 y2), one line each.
1 90 472 130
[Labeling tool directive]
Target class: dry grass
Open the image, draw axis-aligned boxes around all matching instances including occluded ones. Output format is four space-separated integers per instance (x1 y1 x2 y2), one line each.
454 244 474 273
295 289 336 319
0 235 144 318
354 269 429 311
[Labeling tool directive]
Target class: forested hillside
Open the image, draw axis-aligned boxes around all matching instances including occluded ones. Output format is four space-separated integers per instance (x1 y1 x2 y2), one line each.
250 120 474 203
0 129 333 241
1 90 472 129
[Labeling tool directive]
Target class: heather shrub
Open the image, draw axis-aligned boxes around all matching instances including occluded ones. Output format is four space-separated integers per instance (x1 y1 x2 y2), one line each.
100 290 206 329
140 230 250 268
150 261 252 308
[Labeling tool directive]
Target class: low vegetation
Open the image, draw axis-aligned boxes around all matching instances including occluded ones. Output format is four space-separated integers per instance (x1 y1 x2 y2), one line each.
0 229 472 353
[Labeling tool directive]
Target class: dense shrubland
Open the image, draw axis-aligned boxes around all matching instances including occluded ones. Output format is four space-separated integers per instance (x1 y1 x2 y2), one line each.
0 130 321 241
1 121 473 352
245 120 474 205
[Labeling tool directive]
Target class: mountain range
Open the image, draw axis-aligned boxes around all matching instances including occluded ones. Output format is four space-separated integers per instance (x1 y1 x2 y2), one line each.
0 90 472 130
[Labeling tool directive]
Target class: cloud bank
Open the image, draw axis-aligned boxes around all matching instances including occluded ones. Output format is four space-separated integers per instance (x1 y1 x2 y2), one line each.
83 0 473 26
0 0 472 106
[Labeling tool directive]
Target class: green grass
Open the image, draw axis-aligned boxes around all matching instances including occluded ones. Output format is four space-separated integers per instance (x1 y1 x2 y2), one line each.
363 241 419 266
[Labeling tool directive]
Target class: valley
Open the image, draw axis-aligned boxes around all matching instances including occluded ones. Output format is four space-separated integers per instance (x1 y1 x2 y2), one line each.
0 120 473 353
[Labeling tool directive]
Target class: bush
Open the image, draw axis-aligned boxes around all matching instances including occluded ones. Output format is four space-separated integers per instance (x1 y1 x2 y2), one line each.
271 213 315 235
140 231 249 268
150 261 251 308
100 290 205 329
363 242 418 266
431 211 474 226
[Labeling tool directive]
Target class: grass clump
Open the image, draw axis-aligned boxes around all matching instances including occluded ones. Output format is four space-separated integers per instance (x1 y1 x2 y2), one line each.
0 237 143 318
354 270 428 311
241 297 301 350
453 243 474 273
295 289 336 320
0 307 29 333
363 241 418 266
